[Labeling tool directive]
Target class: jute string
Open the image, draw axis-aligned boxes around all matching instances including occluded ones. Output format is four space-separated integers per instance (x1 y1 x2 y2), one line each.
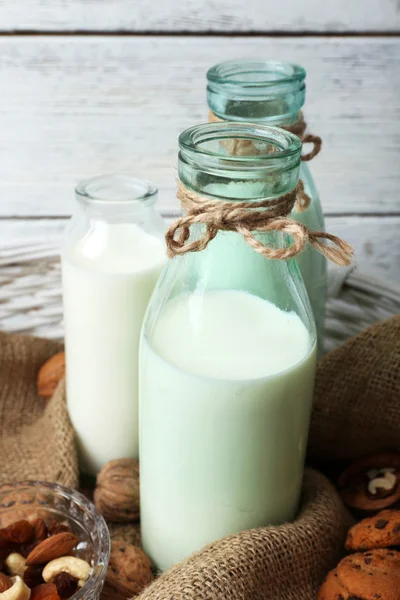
207 111 320 211
208 110 322 212
165 180 353 265
208 110 322 162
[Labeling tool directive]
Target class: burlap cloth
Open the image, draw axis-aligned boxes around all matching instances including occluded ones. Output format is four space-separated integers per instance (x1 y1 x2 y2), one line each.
308 313 400 460
0 332 78 488
136 469 349 600
0 314 399 599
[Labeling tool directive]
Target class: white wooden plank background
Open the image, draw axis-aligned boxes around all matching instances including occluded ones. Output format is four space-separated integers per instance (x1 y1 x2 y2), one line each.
1 0 399 32
1 0 400 340
1 215 399 281
0 36 399 218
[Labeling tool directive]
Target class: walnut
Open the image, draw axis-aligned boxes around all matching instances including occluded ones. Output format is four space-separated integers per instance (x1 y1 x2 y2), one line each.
338 451 400 513
107 522 142 548
94 459 140 523
101 542 153 600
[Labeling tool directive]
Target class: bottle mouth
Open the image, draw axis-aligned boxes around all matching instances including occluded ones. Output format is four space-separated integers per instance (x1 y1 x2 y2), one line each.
207 59 306 90
75 174 158 206
206 60 306 124
179 122 301 169
207 59 305 92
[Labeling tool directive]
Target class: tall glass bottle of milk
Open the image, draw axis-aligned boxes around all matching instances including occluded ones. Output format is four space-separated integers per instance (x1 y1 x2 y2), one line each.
140 124 318 571
207 59 327 352
62 174 165 475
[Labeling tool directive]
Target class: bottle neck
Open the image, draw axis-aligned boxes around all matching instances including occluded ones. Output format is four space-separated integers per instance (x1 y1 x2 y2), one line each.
178 123 302 201
208 109 301 130
207 60 306 127
75 174 158 223
78 198 158 223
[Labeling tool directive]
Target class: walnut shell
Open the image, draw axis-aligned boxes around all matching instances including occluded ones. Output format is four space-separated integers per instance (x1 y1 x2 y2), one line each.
37 352 65 399
101 541 153 600
107 522 142 548
94 459 140 523
338 450 400 513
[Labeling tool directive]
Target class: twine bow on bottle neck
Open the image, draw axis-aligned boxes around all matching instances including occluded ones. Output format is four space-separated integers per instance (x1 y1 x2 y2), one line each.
165 180 354 266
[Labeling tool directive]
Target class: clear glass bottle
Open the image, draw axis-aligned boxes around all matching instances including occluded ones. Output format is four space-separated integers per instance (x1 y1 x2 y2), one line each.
207 59 326 352
61 174 165 476
140 123 318 571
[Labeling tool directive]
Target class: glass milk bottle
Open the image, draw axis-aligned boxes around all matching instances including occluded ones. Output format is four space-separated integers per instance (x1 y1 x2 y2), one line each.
62 174 165 475
207 59 327 352
140 124 319 572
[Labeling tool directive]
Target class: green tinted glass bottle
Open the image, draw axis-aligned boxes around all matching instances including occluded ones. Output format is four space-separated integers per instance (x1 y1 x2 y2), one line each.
207 59 327 352
140 123 317 571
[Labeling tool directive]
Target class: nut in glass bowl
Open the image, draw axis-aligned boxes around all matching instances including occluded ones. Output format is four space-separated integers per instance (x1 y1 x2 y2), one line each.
0 481 110 600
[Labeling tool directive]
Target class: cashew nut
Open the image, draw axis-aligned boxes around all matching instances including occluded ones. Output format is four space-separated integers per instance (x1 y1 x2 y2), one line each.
42 556 92 584
368 470 397 495
0 577 30 600
5 554 26 578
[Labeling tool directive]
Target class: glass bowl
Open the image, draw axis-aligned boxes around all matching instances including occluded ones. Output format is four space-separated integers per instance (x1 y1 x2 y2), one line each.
0 481 110 600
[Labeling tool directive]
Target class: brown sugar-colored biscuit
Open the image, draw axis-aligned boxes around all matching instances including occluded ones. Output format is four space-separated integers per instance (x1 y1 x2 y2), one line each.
318 549 400 600
317 568 350 600
345 509 400 551
337 549 400 600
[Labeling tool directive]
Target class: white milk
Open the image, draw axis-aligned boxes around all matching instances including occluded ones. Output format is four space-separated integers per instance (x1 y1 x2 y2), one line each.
140 290 317 571
62 223 165 475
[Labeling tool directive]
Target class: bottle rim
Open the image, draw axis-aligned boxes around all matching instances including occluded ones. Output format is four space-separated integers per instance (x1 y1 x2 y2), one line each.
207 59 306 89
75 173 158 207
179 122 302 165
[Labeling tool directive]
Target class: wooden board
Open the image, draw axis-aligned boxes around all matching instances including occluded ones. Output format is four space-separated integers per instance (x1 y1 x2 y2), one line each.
1 215 399 282
0 36 399 218
1 0 399 32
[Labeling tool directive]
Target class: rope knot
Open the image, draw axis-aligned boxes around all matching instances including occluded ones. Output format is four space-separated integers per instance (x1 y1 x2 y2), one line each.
166 181 354 267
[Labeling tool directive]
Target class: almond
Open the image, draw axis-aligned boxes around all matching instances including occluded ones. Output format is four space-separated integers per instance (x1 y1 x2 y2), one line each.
37 352 65 399
31 583 61 600
26 532 78 566
0 573 12 593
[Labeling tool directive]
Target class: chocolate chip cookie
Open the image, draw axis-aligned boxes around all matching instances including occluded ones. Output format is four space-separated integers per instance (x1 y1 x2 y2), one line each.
318 548 400 600
318 568 350 599
346 509 400 552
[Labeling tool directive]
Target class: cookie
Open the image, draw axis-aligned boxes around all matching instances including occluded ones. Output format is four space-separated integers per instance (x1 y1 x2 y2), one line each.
337 549 400 600
338 451 400 514
317 568 350 599
345 509 400 551
318 549 400 600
